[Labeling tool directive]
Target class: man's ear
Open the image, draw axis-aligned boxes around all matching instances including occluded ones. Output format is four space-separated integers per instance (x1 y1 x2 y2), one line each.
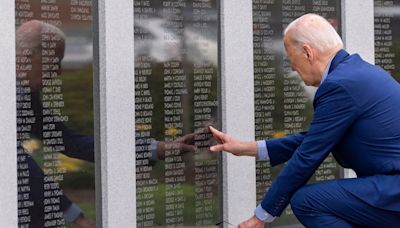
303 44 314 63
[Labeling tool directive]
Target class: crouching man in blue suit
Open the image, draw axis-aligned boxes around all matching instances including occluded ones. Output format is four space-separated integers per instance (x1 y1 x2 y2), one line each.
209 13 400 227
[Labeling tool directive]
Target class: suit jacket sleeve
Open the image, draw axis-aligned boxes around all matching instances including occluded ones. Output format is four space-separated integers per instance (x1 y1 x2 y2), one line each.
261 81 359 216
56 123 95 162
266 131 307 166
30 91 95 162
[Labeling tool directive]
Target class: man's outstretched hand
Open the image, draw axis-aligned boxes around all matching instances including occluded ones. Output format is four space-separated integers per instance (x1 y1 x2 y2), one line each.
208 126 258 157
238 215 265 228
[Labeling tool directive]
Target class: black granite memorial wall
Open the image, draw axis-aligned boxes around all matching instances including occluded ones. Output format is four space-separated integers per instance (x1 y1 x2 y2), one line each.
252 1 342 226
15 0 95 227
374 0 400 82
134 0 220 227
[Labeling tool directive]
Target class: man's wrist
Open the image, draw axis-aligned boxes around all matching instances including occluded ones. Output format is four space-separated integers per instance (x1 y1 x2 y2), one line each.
254 204 276 223
64 203 82 223
248 141 259 157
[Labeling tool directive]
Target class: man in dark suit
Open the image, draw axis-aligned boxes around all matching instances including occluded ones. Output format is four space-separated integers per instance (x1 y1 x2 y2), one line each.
16 20 96 228
210 13 400 227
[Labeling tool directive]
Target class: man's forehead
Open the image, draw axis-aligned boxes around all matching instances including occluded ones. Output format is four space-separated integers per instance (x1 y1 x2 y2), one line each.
283 35 291 49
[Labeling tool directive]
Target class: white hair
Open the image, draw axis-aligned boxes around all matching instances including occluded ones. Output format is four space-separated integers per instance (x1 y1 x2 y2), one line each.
16 20 66 55
284 14 343 53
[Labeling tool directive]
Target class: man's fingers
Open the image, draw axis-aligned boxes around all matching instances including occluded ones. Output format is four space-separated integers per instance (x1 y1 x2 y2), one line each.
208 126 224 142
180 144 196 153
238 221 247 228
181 132 196 144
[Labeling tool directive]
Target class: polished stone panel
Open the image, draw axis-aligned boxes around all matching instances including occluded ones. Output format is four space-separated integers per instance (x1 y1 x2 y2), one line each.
374 0 400 81
134 0 220 226
252 1 342 227
15 0 95 226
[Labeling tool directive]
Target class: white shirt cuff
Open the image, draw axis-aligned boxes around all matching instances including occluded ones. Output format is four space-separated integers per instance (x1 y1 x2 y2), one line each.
254 204 276 223
257 140 270 161
64 203 82 223
149 140 159 161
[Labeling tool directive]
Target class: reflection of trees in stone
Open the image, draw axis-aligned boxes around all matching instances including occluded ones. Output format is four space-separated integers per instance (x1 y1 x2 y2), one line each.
143 59 220 224
136 58 219 227
134 0 221 225
61 67 94 135
145 60 218 141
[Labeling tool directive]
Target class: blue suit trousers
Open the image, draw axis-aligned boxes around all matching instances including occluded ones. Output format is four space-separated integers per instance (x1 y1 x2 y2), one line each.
290 176 400 228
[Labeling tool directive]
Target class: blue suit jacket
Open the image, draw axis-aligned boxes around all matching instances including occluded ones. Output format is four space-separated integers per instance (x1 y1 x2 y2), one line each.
17 91 95 226
261 50 400 216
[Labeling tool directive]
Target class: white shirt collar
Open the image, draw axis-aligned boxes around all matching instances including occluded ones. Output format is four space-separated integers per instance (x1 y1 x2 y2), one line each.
320 55 335 85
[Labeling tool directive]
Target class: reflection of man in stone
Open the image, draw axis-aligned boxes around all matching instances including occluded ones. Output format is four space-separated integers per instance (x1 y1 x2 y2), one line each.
16 20 200 228
16 20 95 228
210 14 400 227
